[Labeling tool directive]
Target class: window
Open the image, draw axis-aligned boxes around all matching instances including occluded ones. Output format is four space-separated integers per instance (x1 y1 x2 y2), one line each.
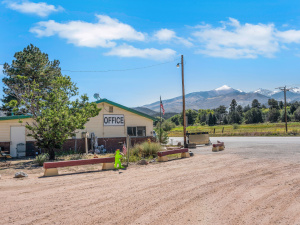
127 127 136 136
127 126 146 136
109 106 113 112
137 126 146 136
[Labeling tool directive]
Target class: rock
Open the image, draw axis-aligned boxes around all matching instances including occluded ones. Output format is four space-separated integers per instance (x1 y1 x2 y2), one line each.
137 159 148 165
149 159 156 163
14 171 28 178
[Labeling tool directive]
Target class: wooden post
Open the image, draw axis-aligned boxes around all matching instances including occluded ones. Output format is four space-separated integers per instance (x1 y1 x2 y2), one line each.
126 135 130 167
181 55 187 148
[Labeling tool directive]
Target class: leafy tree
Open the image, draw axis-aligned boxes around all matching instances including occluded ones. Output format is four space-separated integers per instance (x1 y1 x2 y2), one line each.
252 99 261 109
244 108 263 124
268 108 280 123
215 105 227 114
268 99 279 109
186 109 198 125
170 114 182 126
280 110 291 122
3 44 100 159
294 107 300 121
158 120 176 131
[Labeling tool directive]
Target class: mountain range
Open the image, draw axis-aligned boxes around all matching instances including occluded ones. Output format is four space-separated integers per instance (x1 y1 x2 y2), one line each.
135 85 300 114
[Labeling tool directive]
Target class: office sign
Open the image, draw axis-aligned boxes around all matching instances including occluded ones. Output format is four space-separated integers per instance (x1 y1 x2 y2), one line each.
103 114 124 126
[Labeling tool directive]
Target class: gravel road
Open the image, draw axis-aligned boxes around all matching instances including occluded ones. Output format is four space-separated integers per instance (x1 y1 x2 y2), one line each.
1 137 300 224
170 136 300 162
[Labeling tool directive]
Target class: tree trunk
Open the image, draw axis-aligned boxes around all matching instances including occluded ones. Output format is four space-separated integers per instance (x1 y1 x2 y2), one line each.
48 148 55 160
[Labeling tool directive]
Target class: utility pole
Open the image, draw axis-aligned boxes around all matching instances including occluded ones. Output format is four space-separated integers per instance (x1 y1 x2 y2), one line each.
160 96 162 143
177 55 187 148
276 86 290 133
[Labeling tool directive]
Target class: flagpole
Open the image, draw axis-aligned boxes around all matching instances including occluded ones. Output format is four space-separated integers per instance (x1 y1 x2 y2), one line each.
160 96 162 143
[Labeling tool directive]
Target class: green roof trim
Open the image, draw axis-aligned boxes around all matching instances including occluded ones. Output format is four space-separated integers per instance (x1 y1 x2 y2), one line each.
95 99 157 121
0 115 31 121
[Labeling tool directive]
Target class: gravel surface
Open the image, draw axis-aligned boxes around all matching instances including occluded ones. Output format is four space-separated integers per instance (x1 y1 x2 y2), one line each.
1 137 300 224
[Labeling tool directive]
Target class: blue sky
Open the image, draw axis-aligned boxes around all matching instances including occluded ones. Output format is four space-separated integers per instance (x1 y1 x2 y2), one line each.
1 0 300 107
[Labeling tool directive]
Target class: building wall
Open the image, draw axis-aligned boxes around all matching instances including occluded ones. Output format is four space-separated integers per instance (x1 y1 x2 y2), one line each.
75 102 154 138
0 101 154 154
0 118 34 142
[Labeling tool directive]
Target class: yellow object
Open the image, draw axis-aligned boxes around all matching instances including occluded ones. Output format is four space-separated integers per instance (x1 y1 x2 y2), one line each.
181 152 190 158
44 168 59 177
157 156 168 162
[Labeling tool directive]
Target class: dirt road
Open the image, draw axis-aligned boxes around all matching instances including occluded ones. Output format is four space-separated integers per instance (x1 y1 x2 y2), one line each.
1 151 300 225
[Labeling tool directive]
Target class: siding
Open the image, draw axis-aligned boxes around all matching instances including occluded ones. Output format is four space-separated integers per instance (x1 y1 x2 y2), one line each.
0 102 154 141
0 118 34 142
75 102 154 138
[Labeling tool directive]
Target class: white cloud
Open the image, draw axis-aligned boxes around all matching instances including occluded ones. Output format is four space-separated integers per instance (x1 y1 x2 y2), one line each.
30 15 145 48
105 44 176 60
154 28 193 47
193 18 279 59
276 30 300 43
154 29 176 41
3 0 64 17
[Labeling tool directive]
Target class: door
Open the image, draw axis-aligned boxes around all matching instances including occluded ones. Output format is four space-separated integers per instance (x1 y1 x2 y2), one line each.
10 126 26 157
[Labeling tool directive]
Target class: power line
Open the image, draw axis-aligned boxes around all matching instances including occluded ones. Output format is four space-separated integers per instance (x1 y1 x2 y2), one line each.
0 58 180 73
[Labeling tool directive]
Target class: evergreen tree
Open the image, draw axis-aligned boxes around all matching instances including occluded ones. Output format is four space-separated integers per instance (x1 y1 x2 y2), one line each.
243 105 251 112
223 116 228 124
230 99 237 112
236 105 243 115
208 113 214 126
279 101 284 109
252 99 261 109
244 108 263 124
2 45 100 159
268 99 279 109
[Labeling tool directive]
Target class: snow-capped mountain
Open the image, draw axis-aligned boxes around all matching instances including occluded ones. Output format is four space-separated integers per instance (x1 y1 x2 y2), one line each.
141 85 300 113
253 88 279 96
290 87 300 94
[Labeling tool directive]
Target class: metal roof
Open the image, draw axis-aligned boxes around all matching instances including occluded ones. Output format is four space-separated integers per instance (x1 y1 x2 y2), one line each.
95 99 157 121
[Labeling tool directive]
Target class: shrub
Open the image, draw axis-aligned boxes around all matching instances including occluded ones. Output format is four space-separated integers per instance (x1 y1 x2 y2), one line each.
130 141 161 158
33 153 49 166
233 124 239 129
201 122 206 126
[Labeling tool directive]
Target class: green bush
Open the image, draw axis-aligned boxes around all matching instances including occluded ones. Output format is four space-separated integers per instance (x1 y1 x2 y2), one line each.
33 153 49 166
130 141 161 158
233 124 239 129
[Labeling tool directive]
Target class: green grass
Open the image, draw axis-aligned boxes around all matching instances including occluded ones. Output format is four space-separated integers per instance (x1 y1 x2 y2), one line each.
169 122 300 137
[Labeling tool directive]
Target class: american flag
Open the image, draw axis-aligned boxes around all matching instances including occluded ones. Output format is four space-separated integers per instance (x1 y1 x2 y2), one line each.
160 98 165 115
122 142 127 155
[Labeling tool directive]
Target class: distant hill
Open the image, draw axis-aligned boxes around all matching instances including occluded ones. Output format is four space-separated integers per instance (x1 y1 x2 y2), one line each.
141 85 300 113
133 107 177 119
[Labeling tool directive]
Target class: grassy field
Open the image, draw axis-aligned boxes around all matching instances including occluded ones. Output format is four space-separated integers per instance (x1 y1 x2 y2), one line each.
168 122 300 137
